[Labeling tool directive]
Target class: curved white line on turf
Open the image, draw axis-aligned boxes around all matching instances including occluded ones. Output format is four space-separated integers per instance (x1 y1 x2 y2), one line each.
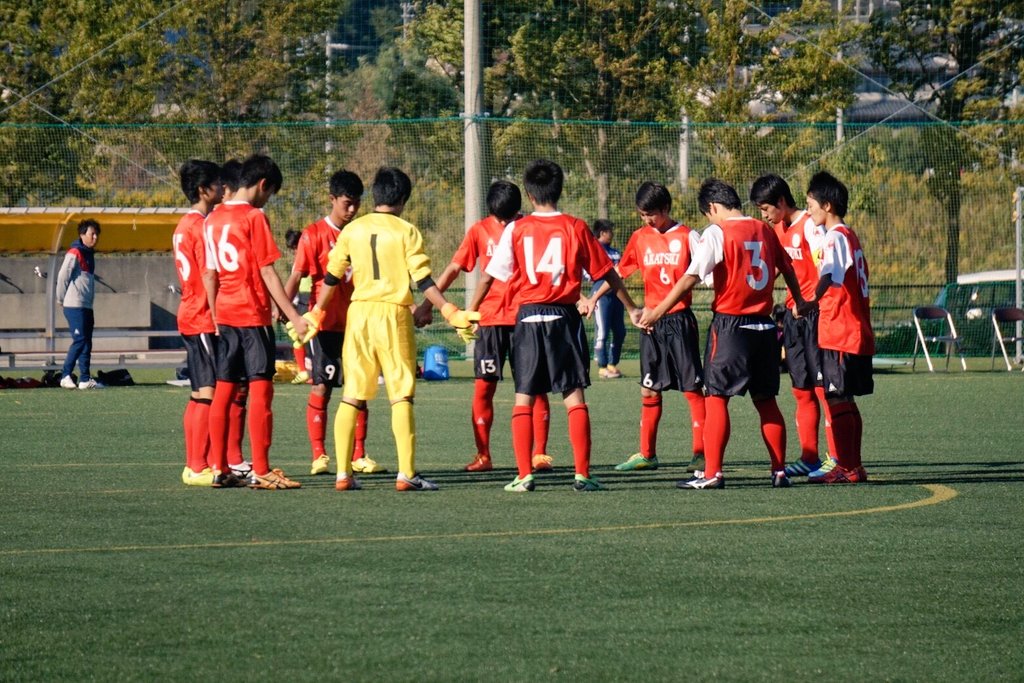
0 484 957 557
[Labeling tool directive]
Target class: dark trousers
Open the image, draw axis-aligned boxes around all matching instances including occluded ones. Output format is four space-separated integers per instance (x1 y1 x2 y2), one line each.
62 307 94 380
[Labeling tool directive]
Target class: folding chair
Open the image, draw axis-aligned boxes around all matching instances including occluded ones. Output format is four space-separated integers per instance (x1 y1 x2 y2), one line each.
911 306 967 372
991 306 1024 371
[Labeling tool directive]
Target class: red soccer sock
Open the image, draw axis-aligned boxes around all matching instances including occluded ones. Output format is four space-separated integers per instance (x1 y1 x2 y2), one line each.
188 398 211 473
511 405 534 478
307 393 328 458
532 393 551 456
208 381 237 473
684 390 706 457
247 379 274 476
828 400 858 470
851 403 863 468
639 395 663 458
472 379 497 456
353 407 368 460
754 398 786 472
816 386 838 460
792 387 821 463
227 386 248 466
702 396 731 477
567 404 592 478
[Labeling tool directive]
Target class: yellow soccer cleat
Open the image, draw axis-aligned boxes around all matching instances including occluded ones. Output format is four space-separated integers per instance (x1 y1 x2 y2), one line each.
352 456 387 474
182 466 215 487
310 454 330 475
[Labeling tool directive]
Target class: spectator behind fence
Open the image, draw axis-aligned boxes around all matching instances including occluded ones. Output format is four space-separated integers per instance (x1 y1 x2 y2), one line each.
56 219 102 390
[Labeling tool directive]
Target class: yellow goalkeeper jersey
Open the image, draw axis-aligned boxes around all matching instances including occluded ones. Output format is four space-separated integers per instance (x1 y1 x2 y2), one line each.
325 211 432 306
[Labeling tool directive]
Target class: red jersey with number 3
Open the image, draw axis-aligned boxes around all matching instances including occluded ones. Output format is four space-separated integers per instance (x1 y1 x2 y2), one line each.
617 223 698 314
293 217 353 332
691 216 791 317
203 201 281 327
486 212 612 306
451 215 515 326
817 224 874 355
173 210 215 335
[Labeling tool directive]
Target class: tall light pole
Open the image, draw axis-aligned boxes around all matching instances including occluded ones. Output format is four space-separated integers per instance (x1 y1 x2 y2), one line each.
324 32 351 154
464 0 485 313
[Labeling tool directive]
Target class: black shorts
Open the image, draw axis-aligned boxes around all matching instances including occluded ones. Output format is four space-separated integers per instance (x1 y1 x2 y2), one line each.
511 303 590 395
704 313 781 398
182 332 217 391
781 308 821 389
308 330 344 387
215 325 276 382
639 309 704 393
820 349 874 398
474 325 513 381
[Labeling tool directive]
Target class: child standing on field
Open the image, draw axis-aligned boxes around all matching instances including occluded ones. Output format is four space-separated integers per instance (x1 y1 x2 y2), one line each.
471 159 642 492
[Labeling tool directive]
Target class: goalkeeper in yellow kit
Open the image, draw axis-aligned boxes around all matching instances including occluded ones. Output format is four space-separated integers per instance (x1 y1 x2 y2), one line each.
293 167 478 491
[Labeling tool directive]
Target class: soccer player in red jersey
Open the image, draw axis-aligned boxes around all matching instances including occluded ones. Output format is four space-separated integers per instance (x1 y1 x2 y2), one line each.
470 159 642 492
801 171 874 484
750 174 836 477
173 159 223 487
640 178 807 489
413 180 552 473
202 154 309 489
589 182 706 473
284 170 385 477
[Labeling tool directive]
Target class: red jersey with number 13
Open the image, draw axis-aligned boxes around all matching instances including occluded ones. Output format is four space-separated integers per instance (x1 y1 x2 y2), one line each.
486 212 613 306
817 224 874 355
173 210 215 335
203 201 281 328
451 215 515 326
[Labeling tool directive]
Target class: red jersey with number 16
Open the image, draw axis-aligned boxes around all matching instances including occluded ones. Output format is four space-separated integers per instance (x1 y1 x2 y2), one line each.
203 201 281 328
451 215 515 326
817 224 874 356
173 210 215 335
486 212 613 306
293 217 354 332
689 216 791 317
617 223 698 314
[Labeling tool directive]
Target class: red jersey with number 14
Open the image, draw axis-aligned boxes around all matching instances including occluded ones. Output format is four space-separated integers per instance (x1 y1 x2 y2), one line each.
203 201 281 328
173 210 215 335
486 212 613 306
293 217 354 332
817 224 874 355
617 223 698 314
451 215 515 326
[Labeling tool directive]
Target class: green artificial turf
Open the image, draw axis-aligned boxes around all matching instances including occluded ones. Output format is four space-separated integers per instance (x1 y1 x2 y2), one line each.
1 364 1022 681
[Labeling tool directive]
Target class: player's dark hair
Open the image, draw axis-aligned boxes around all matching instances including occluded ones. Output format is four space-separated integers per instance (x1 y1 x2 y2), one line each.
807 171 848 219
697 178 742 214
523 159 563 206
179 159 221 204
284 229 301 250
486 180 521 221
239 154 283 194
749 174 796 208
592 219 614 238
78 218 100 236
220 159 243 192
635 181 672 212
329 170 363 200
371 167 413 207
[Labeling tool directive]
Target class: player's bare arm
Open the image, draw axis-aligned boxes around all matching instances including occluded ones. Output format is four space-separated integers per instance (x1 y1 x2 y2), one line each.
467 272 495 313
413 260 462 327
202 268 219 332
260 264 308 338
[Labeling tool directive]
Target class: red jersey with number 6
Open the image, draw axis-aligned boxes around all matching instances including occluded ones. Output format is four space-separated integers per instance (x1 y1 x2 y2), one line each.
485 211 613 306
817 224 874 355
293 217 353 332
203 201 281 328
451 215 515 326
617 223 698 314
172 210 215 335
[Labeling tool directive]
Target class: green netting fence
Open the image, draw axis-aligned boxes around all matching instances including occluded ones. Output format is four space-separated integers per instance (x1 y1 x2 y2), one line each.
2 118 1021 358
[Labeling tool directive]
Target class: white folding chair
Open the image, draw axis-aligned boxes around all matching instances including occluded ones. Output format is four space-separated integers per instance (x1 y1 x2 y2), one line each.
911 306 967 372
991 306 1024 371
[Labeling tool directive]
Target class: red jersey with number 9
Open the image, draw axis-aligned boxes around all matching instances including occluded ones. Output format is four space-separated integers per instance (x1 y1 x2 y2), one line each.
817 224 874 355
486 212 613 306
293 218 353 332
173 210 216 335
203 201 281 327
617 223 698 314
703 216 790 317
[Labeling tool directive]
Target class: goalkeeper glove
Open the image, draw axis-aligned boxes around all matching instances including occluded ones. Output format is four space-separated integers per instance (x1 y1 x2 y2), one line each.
455 325 477 343
441 302 480 331
287 307 326 347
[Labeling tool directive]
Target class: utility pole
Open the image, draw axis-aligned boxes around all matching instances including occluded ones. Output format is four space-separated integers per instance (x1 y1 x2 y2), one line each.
464 0 485 317
324 32 352 154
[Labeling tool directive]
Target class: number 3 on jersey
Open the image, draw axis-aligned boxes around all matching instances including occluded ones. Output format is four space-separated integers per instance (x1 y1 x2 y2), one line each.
743 240 769 291
523 236 564 285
